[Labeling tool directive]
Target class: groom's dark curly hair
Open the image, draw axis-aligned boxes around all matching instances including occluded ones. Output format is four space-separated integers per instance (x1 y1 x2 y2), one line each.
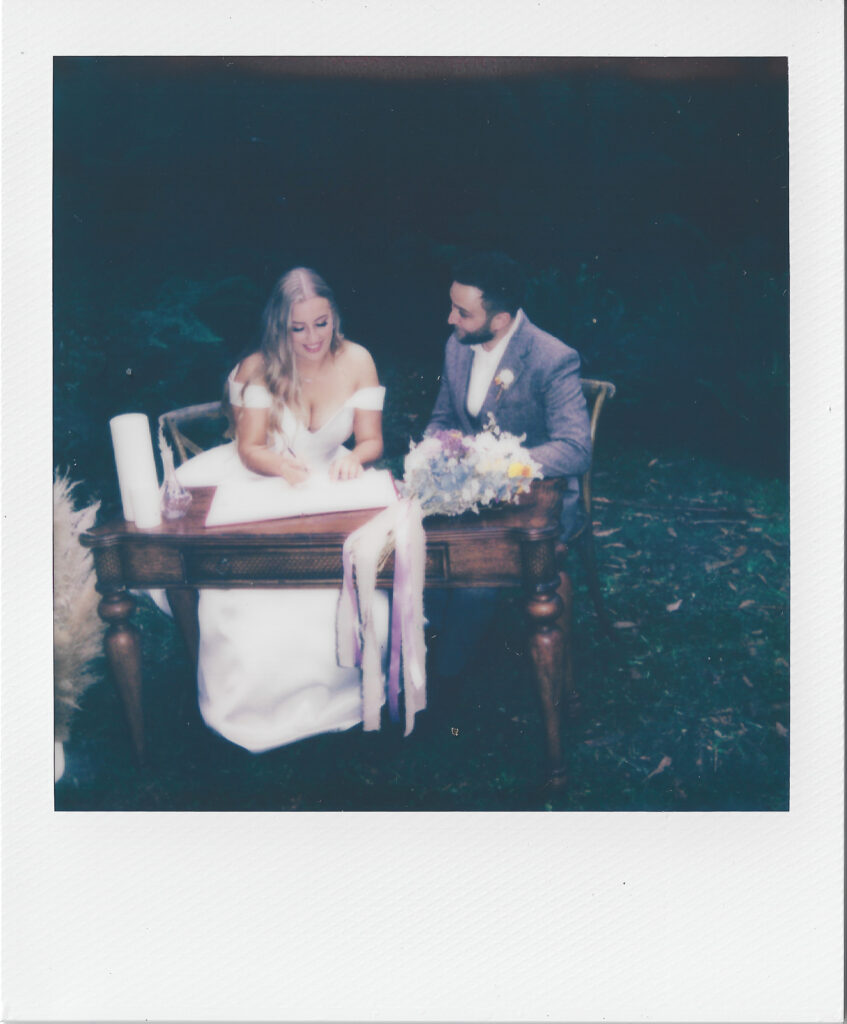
451 252 525 316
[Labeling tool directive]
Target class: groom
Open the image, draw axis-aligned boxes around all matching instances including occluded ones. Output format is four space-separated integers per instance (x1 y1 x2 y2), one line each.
427 251 592 538
424 251 592 680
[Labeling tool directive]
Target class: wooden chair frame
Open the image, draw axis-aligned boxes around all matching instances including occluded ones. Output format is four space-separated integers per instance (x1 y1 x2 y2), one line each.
568 378 617 633
158 402 228 465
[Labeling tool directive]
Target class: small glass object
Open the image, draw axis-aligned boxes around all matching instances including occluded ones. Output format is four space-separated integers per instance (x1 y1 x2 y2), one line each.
160 445 192 520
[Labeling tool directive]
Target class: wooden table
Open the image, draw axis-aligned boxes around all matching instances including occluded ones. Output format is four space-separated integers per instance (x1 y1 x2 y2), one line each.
82 479 573 784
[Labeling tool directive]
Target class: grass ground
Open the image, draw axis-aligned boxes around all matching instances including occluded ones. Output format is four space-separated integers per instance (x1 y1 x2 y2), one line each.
54 442 789 812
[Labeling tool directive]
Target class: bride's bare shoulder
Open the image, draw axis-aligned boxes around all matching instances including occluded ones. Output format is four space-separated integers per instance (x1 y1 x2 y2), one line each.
233 352 266 383
338 340 378 385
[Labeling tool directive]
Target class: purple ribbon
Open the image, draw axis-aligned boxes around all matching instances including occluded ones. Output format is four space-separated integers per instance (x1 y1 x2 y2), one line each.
339 500 426 735
387 501 426 734
341 541 362 665
386 503 409 722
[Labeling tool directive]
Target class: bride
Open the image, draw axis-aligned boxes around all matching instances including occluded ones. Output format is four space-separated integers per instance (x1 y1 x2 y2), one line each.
172 267 390 753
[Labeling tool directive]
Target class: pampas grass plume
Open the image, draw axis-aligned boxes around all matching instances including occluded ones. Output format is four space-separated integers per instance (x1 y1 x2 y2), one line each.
53 473 105 742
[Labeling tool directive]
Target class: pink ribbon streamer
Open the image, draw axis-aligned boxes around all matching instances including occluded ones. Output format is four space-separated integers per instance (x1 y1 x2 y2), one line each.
339 542 362 666
388 501 427 734
388 577 403 721
337 499 426 736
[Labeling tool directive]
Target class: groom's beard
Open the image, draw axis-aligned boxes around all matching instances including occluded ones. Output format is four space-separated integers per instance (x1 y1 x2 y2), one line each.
454 316 496 346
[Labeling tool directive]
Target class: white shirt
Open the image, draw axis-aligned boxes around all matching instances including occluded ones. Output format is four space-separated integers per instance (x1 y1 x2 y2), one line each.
465 309 523 418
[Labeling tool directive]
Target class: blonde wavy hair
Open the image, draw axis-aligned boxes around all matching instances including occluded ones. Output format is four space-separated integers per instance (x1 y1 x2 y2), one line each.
225 267 345 437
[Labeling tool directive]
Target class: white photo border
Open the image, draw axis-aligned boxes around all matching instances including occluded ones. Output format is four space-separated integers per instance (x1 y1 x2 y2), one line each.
2 1 843 1020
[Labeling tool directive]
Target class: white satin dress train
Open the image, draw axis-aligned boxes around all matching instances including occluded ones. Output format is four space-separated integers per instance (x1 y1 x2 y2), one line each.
173 371 389 753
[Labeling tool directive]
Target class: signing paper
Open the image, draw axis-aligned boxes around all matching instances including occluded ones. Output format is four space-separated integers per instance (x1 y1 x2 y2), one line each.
205 468 398 527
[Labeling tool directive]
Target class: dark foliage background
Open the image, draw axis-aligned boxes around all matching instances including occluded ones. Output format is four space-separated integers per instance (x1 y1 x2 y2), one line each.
53 57 790 811
54 56 788 510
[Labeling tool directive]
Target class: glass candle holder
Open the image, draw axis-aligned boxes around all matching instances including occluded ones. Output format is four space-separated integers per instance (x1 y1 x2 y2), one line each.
160 445 192 520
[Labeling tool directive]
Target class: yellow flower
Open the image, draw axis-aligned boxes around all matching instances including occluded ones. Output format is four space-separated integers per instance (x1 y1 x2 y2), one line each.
508 462 532 478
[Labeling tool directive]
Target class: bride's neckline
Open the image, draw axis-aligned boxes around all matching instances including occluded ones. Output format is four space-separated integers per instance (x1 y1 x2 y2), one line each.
284 387 376 435
297 358 350 430
285 402 349 436
228 369 380 435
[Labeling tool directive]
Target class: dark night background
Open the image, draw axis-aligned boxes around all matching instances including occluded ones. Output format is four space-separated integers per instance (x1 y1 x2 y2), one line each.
53 56 791 811
54 55 788 506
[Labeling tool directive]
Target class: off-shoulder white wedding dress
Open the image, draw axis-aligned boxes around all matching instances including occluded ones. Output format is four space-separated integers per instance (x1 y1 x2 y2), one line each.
172 371 389 753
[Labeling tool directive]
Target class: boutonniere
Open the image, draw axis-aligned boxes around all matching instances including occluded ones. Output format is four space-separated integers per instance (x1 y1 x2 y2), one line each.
494 368 515 402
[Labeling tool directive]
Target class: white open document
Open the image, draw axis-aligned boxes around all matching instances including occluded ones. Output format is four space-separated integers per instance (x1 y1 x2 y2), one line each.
204 468 398 527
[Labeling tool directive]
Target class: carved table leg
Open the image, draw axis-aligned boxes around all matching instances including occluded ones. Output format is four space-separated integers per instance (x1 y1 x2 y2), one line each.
526 585 566 786
98 590 145 762
167 587 200 670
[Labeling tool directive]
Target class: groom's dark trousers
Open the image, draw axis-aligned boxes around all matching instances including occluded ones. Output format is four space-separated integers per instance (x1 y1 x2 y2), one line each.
424 313 592 679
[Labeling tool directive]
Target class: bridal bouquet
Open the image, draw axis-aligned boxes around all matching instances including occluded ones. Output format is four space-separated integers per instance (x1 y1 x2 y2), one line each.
402 417 543 517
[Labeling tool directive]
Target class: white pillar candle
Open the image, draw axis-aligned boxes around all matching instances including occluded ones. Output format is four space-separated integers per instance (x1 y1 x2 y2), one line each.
109 413 161 526
130 483 163 529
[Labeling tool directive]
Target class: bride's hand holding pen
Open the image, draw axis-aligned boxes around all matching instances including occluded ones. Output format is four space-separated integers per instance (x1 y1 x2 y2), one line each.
280 447 310 486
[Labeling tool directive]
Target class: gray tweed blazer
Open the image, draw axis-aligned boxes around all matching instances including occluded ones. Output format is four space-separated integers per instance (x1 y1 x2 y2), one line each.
426 312 592 537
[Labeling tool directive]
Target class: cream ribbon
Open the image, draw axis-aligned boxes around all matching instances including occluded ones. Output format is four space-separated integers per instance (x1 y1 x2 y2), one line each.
337 499 427 735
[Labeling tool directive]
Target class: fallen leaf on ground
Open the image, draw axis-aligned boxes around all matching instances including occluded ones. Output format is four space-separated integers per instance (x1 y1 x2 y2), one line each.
667 526 678 538
706 557 735 572
646 755 672 780
705 546 748 571
605 542 626 548
763 550 778 564
613 621 637 629
727 581 738 591
583 732 625 748
648 458 659 467
594 527 621 537
738 599 756 609
742 675 754 688
666 599 683 612
774 722 788 738
774 657 789 669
